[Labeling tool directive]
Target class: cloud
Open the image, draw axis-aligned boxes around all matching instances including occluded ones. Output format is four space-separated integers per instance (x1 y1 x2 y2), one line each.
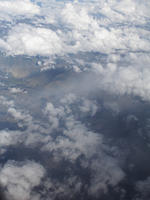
44 102 65 130
8 107 32 126
90 52 150 101
2 24 63 56
42 176 82 200
0 96 14 108
89 156 125 195
41 95 100 160
0 160 45 200
0 0 40 20
79 98 98 116
9 87 27 94
0 0 149 57
136 177 150 199
0 92 125 199
42 115 102 161
0 0 150 199
0 130 21 148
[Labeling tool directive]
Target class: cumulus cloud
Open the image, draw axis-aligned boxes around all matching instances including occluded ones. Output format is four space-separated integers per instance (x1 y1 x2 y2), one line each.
44 102 65 130
0 0 149 57
0 0 40 20
8 107 32 125
0 0 150 199
79 98 98 116
0 95 33 128
0 93 100 163
90 52 150 101
41 95 100 160
0 90 125 199
0 96 14 108
1 24 63 56
42 115 101 161
0 130 21 147
0 161 45 200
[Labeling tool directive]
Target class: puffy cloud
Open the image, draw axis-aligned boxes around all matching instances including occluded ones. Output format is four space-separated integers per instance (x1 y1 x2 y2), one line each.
0 130 21 147
0 91 125 199
58 0 150 54
42 96 100 160
42 115 102 161
0 0 40 19
0 0 150 199
0 0 149 57
44 102 65 130
61 3 95 30
60 93 77 105
90 53 150 101
0 161 45 200
8 107 32 125
2 24 63 56
79 98 98 116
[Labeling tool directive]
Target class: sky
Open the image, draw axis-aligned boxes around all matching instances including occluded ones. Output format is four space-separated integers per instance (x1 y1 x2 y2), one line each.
0 0 150 200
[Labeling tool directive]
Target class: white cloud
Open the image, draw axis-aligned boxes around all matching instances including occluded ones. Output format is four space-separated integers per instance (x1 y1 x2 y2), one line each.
2 24 63 56
60 93 77 105
41 96 102 163
0 82 127 199
0 1 150 198
40 95 100 161
9 87 27 94
0 0 149 57
0 130 22 147
61 3 95 30
42 116 102 161
0 95 14 108
0 160 45 200
8 107 32 124
44 102 65 130
79 98 98 116
0 0 40 19
90 52 150 101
